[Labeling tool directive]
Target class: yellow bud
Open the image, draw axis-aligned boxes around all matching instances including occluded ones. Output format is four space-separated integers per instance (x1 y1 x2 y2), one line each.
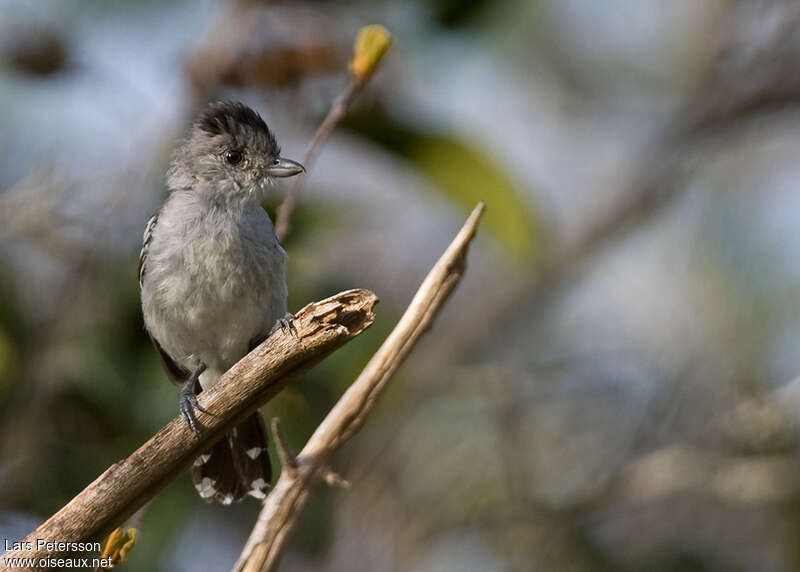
100 528 121 558
100 527 137 567
118 529 136 561
349 25 392 81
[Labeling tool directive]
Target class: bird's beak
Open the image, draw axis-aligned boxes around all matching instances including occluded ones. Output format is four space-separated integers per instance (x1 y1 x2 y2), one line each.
266 157 305 178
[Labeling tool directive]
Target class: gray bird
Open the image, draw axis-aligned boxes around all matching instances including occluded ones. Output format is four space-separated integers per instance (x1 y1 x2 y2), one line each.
138 101 304 504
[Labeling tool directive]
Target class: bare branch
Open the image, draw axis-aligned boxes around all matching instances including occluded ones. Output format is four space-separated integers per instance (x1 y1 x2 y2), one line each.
234 202 486 572
0 289 377 568
273 79 361 243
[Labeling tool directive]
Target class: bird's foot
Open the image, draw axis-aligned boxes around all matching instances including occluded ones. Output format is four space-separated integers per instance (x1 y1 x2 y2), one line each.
276 312 298 338
179 365 208 437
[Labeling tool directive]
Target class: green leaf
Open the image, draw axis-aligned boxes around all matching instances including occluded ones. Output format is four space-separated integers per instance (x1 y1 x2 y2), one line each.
343 109 545 261
408 134 544 261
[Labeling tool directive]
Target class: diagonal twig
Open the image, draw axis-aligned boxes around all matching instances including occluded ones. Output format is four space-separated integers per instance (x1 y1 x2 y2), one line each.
234 202 485 572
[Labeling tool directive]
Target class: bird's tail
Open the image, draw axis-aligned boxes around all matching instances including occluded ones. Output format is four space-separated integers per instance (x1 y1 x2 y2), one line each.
191 413 272 504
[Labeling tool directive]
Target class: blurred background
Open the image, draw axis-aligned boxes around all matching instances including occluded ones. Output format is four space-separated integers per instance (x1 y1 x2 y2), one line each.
3 0 800 570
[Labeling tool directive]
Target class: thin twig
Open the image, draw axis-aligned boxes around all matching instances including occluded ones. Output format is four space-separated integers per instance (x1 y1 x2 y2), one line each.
270 418 298 478
234 202 486 572
275 24 391 241
273 77 365 242
0 289 377 569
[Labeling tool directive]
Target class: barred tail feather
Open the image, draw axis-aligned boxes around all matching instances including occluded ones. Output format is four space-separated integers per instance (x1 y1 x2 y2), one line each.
190 413 272 504
191 438 247 505
230 413 273 499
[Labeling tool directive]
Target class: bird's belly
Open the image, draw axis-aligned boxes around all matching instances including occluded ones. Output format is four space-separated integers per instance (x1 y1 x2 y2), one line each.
144 255 286 384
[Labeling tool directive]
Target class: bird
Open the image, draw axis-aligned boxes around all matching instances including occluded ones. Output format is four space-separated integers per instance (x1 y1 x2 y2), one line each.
138 101 305 504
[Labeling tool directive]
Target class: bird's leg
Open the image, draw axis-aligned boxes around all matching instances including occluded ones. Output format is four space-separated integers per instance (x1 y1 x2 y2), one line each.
179 364 208 436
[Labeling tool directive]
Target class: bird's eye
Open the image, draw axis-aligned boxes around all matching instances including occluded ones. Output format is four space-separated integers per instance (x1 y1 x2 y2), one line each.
225 149 243 165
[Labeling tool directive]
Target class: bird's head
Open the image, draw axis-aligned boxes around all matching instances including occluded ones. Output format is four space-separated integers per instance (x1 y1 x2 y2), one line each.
167 101 304 203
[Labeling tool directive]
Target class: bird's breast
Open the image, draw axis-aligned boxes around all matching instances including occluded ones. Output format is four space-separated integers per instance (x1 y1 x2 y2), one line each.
181 210 286 317
142 201 287 372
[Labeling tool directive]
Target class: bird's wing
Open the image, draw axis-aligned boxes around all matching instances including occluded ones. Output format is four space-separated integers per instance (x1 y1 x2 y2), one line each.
138 211 159 289
151 334 190 386
139 210 191 385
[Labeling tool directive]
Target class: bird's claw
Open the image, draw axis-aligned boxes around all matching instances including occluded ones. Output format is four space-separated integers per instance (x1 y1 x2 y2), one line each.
179 366 207 437
278 313 298 338
179 392 206 437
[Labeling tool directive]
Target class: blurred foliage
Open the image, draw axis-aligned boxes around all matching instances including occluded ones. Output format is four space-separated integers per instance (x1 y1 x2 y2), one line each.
409 136 542 261
0 328 17 401
1 28 68 77
344 107 545 261
4 1 800 571
432 0 496 29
